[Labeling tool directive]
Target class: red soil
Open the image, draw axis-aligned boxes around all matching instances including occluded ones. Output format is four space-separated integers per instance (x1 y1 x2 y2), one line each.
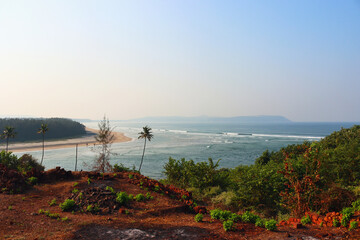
1 170 360 239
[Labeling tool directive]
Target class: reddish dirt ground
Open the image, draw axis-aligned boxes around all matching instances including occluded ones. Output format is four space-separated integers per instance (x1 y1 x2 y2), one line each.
1 172 360 240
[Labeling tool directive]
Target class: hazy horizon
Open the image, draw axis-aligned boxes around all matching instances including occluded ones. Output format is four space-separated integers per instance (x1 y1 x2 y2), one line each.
1 1 359 122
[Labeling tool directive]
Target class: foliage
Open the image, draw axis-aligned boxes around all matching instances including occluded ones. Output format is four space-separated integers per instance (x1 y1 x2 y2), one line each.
145 192 153 200
300 215 311 225
59 199 76 212
223 220 234 232
138 126 154 172
210 209 223 220
27 177 38 185
333 218 340 227
37 123 48 165
72 188 79 194
92 116 115 173
241 211 260 224
279 146 321 217
105 186 116 194
341 207 354 217
265 220 277 231
113 163 131 172
116 192 130 205
255 218 265 227
341 214 351 227
352 199 360 211
349 221 358 231
49 198 57 206
0 118 85 142
0 151 44 174
1 126 16 152
194 213 203 222
134 193 145 202
86 204 99 213
229 213 242 222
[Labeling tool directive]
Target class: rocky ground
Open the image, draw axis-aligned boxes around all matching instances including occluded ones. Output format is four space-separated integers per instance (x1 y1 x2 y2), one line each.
0 169 359 240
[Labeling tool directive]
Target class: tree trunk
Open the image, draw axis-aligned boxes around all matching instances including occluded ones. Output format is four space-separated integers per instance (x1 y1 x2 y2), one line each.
40 134 45 165
138 138 147 172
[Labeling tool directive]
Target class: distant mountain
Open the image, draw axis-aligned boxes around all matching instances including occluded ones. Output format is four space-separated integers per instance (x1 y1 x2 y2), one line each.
122 115 292 124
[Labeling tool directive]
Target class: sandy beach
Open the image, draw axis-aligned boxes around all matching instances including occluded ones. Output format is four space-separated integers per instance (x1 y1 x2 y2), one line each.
4 128 132 153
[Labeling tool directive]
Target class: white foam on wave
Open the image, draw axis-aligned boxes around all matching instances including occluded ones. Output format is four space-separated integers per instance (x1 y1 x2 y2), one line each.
252 133 323 139
168 129 188 134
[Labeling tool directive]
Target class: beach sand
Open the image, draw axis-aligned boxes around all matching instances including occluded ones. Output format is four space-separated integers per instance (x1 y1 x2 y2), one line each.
5 128 132 153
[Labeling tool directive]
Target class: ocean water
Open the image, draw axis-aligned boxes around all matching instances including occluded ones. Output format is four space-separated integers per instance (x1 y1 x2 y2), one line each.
13 121 357 179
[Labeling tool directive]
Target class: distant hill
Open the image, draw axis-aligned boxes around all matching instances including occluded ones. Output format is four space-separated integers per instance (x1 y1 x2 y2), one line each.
122 115 292 124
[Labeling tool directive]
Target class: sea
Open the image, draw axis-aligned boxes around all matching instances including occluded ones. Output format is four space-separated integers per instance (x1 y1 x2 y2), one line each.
13 121 358 179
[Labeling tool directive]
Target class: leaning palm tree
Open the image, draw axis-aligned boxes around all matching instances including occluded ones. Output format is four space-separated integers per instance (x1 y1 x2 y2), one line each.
37 123 48 165
2 126 16 152
138 126 153 172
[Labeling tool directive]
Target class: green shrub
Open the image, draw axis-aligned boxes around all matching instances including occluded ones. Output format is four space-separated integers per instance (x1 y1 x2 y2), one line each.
265 220 277 231
113 163 131 172
349 221 358 231
219 210 232 221
301 215 311 225
105 186 116 194
72 188 79 194
116 192 130 205
341 214 351 227
333 218 340 227
255 218 265 228
229 213 242 222
73 182 79 187
128 174 134 179
87 178 91 184
242 211 260 224
49 198 57 206
146 192 153 200
135 194 145 202
194 213 203 222
210 209 222 220
341 207 354 217
86 204 99 213
61 217 69 222
59 199 76 212
27 177 38 185
223 220 234 232
351 199 360 211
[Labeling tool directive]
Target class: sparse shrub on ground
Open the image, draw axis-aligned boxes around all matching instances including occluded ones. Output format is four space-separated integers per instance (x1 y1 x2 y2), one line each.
49 198 57 206
27 177 38 185
229 213 241 222
116 192 130 205
105 186 116 194
241 211 260 224
223 220 234 231
301 215 311 225
59 199 76 211
349 221 358 231
113 163 132 172
135 193 145 202
72 188 79 194
73 182 79 187
341 214 352 227
194 213 203 222
86 204 99 213
265 220 277 231
333 218 340 227
146 192 153 200
352 199 360 211
255 218 265 227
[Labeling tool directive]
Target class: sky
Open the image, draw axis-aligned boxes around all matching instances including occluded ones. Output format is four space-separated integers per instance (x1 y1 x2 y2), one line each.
0 0 359 122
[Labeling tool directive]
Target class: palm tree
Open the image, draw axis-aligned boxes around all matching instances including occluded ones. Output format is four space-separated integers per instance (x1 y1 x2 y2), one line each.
38 123 48 165
2 126 16 152
138 126 153 172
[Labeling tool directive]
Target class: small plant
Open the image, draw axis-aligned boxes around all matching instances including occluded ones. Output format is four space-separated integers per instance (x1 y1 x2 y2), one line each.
113 173 117 177
116 192 130 205
301 215 311 225
242 211 260 224
210 209 222 220
351 199 360 211
128 174 134 179
146 192 153 200
181 194 188 200
8 205 13 210
22 197 26 201
154 185 161 192
47 213 60 219
135 193 145 202
59 199 76 212
73 182 79 187
87 178 92 185
86 204 99 213
341 207 354 217
341 214 351 227
61 217 69 222
255 218 265 228
105 186 116 194
320 221 324 227
349 221 358 231
39 209 44 214
229 213 241 222
27 177 38 185
72 188 79 194
219 210 232 221
49 198 57 206
265 220 277 231
194 213 203 222
223 220 234 232
333 218 340 227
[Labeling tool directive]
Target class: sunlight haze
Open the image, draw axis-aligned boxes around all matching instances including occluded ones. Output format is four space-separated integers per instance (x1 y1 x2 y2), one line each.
0 0 359 122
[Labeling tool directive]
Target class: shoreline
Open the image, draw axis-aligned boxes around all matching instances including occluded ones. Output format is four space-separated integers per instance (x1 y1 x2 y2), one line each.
4 127 132 153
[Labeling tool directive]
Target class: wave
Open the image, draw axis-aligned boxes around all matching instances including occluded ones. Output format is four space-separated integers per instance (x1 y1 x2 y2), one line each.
168 129 188 134
252 133 323 139
223 132 252 136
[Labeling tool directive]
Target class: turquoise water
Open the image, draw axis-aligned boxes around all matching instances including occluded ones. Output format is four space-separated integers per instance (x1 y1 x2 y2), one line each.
14 121 357 179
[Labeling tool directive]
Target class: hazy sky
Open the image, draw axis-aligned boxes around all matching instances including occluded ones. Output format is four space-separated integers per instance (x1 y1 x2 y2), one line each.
0 0 359 122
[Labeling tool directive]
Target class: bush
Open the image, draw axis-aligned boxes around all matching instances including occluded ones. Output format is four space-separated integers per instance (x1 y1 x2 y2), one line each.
86 204 99 213
116 192 130 205
105 186 116 194
135 194 145 202
301 215 311 225
333 218 340 227
113 163 131 172
242 211 260 224
210 209 222 220
194 213 203 222
229 213 242 222
59 199 76 212
146 192 153 200
341 214 351 227
27 177 38 185
49 198 57 206
352 199 360 211
219 210 232 221
255 218 265 228
223 220 234 232
341 207 354 217
349 221 358 231
265 220 277 231
72 188 79 194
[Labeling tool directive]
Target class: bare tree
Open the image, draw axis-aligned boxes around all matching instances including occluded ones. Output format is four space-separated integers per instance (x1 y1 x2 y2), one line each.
92 116 115 173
